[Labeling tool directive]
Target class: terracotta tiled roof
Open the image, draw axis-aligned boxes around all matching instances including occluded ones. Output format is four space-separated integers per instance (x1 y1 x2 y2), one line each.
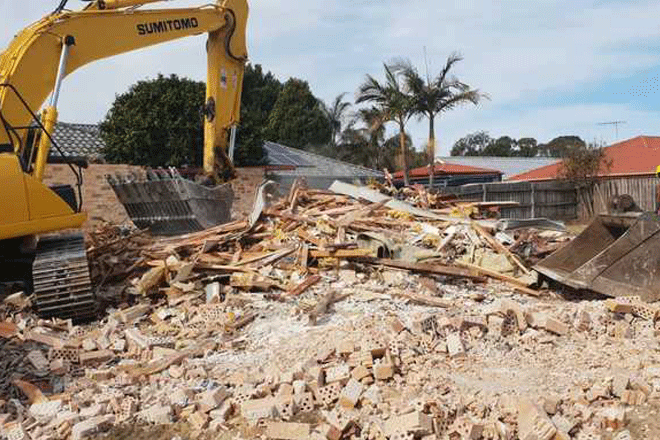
393 162 501 179
509 136 660 181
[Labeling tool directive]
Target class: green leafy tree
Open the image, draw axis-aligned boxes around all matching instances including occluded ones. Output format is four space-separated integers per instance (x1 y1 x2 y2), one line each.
101 74 206 167
451 131 493 156
538 136 586 158
517 137 539 157
265 78 332 149
559 141 612 182
357 64 414 185
101 68 281 168
483 136 516 156
235 64 283 165
317 106 393 171
451 131 543 157
395 53 487 186
333 125 373 167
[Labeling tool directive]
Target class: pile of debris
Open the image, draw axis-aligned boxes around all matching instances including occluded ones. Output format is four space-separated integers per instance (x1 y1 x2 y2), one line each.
100 180 559 304
370 181 519 220
5 179 655 440
0 272 656 439
86 223 154 301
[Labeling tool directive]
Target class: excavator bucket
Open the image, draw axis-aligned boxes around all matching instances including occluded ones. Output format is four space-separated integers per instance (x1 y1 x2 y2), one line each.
107 169 233 236
535 212 660 302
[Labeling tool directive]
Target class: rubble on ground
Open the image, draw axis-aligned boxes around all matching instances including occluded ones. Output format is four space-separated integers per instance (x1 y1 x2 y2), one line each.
1 180 656 440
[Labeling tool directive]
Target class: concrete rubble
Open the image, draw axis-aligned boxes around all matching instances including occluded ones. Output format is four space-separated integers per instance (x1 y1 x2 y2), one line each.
0 180 656 439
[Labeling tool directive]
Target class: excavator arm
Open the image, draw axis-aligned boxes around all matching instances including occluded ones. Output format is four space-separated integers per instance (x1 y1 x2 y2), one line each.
0 0 248 180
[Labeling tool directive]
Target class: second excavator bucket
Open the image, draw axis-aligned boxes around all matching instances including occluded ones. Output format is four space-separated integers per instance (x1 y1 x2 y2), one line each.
535 212 660 302
107 169 233 236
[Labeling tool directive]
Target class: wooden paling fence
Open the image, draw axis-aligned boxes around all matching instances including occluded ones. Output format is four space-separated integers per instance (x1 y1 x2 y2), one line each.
445 180 578 220
445 175 659 221
586 175 657 214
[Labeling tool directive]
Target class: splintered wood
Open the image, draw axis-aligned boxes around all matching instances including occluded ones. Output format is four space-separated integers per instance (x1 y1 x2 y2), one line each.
103 180 543 300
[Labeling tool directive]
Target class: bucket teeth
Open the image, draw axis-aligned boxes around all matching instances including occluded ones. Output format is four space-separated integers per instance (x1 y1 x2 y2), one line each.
107 169 233 236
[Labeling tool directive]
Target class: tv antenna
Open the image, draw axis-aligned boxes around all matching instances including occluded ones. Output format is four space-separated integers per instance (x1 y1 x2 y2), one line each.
597 121 627 140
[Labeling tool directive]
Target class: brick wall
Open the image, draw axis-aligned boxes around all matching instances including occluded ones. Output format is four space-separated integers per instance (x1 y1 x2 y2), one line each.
43 164 265 232
44 164 143 231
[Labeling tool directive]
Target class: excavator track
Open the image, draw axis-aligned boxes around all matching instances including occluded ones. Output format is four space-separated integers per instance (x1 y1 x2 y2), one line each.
32 234 96 322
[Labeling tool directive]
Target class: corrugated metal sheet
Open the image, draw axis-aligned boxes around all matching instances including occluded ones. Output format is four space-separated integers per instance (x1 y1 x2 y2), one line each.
436 156 559 179
264 142 383 179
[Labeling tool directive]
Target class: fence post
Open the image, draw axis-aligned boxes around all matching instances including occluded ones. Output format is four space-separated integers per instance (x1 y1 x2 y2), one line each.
531 183 536 218
482 184 487 202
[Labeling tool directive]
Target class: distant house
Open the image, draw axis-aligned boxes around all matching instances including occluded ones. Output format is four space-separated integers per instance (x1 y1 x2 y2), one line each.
508 136 660 213
262 141 384 190
509 136 660 182
435 156 559 180
392 162 502 187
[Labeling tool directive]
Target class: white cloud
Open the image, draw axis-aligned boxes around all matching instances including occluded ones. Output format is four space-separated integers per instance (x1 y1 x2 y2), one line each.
1 0 659 158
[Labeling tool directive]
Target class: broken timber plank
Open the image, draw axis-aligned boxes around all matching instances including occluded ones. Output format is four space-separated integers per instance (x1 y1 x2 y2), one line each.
357 258 486 281
235 247 296 267
297 229 322 247
226 313 257 331
455 261 541 296
393 291 451 308
310 249 373 258
471 222 532 276
287 274 322 297
329 181 498 230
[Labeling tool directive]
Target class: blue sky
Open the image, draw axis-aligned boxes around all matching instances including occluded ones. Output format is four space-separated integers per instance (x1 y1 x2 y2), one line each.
1 0 660 155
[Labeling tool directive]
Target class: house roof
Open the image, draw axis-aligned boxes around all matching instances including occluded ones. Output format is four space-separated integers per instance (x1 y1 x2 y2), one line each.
50 122 106 160
509 136 660 181
263 141 383 178
45 125 383 179
392 161 501 179
436 156 559 179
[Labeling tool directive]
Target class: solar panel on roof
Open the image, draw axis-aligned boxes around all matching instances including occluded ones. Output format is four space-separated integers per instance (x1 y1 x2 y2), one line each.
264 142 312 167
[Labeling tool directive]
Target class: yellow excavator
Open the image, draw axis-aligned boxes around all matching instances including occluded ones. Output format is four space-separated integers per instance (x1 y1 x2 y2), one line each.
0 0 248 320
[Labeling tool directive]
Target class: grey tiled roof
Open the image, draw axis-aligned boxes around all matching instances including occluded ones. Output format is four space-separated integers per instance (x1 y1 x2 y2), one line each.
44 123 383 181
49 122 106 160
263 141 383 178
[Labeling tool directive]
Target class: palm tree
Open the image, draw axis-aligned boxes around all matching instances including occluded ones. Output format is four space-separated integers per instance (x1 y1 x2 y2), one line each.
356 64 414 186
324 93 352 146
395 53 487 187
356 107 387 169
